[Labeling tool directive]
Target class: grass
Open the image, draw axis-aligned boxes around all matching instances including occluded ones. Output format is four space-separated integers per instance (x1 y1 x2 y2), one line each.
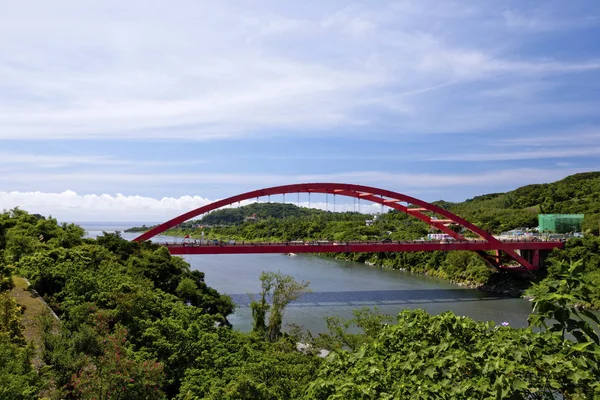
10 276 58 358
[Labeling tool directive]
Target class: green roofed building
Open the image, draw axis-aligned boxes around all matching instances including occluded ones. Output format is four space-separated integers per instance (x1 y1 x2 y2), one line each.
538 214 584 234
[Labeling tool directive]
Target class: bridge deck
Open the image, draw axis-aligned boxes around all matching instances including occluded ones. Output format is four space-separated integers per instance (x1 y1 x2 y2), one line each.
161 240 564 255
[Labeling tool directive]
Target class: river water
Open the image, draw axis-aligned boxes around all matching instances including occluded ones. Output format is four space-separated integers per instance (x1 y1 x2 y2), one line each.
83 224 534 334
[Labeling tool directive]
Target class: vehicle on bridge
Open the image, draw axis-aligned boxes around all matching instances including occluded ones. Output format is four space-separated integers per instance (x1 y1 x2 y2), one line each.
427 233 454 241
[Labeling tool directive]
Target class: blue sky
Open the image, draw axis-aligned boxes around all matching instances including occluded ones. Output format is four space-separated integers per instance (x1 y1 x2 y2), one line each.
1 1 600 221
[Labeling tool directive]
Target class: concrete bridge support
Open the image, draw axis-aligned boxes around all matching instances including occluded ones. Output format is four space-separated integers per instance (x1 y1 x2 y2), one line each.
519 249 553 269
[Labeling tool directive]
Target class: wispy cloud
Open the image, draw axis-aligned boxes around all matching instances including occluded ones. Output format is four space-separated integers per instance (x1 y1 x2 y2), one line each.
1 166 588 221
0 190 391 222
1 168 589 194
429 147 600 162
501 8 598 31
0 1 598 140
0 190 212 222
0 1 598 211
499 129 600 146
0 152 210 169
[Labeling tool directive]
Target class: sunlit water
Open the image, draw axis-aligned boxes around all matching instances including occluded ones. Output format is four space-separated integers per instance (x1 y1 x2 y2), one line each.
83 224 534 334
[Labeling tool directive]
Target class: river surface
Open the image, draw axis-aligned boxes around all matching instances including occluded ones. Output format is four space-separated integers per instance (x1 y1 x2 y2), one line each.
82 223 534 334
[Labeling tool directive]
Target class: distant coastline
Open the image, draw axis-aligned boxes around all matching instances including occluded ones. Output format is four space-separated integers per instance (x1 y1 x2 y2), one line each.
65 222 160 232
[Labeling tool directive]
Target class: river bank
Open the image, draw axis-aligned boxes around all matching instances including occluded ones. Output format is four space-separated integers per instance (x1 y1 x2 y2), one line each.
83 226 538 330
323 252 534 298
152 228 536 299
182 252 536 332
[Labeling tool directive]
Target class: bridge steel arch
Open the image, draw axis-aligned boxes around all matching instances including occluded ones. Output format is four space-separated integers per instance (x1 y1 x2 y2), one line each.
133 183 536 271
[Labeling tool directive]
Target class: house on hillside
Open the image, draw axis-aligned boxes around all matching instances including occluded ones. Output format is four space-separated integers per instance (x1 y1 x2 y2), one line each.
365 215 378 226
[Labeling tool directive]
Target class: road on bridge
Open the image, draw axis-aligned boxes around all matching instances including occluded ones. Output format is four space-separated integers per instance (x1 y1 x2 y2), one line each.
161 239 564 256
134 182 566 271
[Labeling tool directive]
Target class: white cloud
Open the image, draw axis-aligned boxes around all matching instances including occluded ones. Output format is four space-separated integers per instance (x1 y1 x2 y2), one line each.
321 7 376 37
0 190 213 222
428 147 600 162
499 129 600 146
0 153 116 168
1 167 591 220
0 168 585 193
501 8 596 31
0 152 211 168
0 191 394 222
0 1 598 140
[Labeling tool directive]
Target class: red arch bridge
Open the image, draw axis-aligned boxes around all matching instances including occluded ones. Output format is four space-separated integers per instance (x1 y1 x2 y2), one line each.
133 183 565 271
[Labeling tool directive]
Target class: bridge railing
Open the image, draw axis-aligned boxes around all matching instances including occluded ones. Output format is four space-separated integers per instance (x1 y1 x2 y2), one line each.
158 238 563 247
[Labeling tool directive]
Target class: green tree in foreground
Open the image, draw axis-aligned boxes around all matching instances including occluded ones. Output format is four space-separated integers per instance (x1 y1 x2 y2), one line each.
312 307 392 352
251 271 311 341
0 260 13 291
0 292 24 343
0 292 41 399
306 309 600 399
70 327 164 400
527 259 600 344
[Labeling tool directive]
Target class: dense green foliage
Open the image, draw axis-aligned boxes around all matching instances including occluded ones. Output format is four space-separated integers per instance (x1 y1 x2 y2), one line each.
306 309 600 399
442 171 600 234
304 261 600 399
1 208 600 397
528 260 600 344
250 271 311 341
311 307 393 352
172 209 398 242
0 292 41 398
152 172 600 291
531 236 600 309
0 209 322 399
190 202 325 226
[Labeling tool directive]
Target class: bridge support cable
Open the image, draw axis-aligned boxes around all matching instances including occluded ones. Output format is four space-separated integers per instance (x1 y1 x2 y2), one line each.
132 183 538 270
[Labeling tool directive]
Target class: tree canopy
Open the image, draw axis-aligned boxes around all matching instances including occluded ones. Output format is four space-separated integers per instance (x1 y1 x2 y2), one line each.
2 169 600 399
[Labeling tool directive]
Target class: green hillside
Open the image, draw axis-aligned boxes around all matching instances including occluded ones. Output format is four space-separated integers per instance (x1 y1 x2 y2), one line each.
187 202 330 226
157 172 600 294
127 172 600 237
441 172 600 234
171 172 600 236
3 210 599 398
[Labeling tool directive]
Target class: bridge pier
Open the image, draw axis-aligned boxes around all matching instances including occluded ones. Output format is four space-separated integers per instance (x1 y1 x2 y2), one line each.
519 249 551 269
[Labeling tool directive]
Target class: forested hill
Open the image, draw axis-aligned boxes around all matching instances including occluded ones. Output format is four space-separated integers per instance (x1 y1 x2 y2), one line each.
195 202 318 224
180 202 359 227
3 209 600 397
126 171 600 235
439 172 600 234
182 172 600 234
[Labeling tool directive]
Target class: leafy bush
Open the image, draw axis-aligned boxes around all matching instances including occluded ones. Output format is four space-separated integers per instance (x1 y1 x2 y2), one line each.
306 309 600 399
0 291 41 398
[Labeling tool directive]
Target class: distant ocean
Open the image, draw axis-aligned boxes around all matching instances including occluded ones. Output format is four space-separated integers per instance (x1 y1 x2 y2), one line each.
65 222 159 233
